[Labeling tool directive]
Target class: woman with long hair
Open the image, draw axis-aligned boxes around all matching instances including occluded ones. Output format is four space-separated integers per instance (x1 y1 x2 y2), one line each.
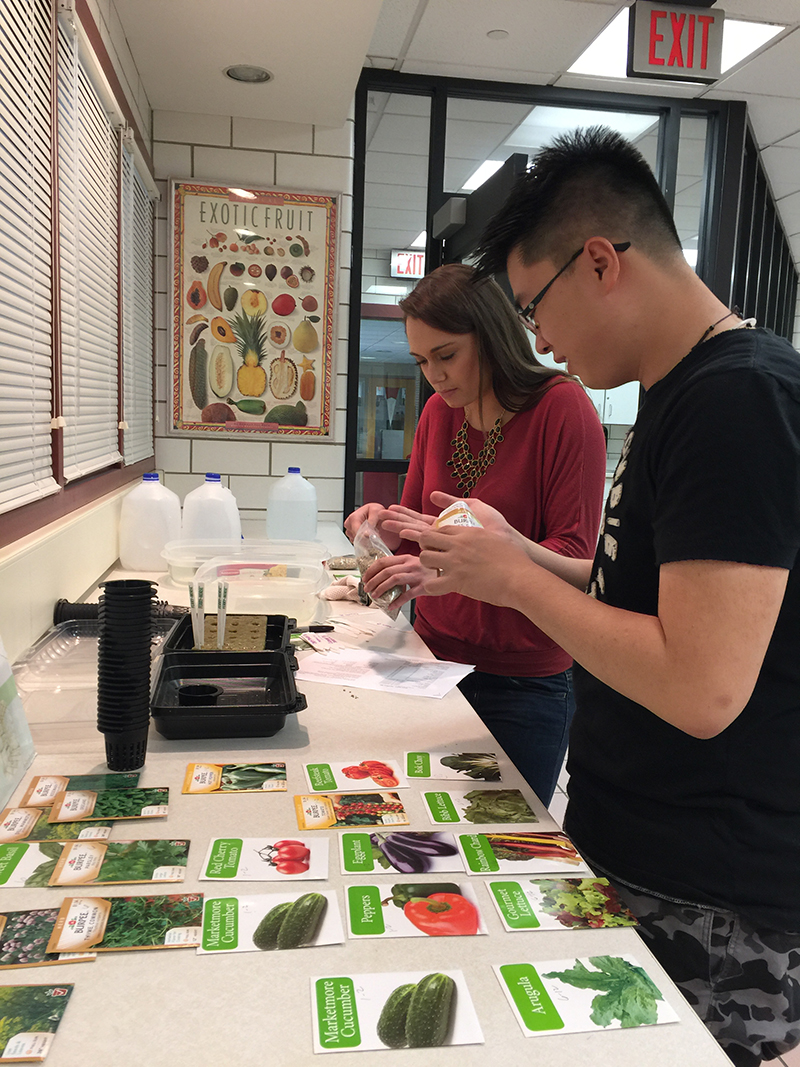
345 263 606 804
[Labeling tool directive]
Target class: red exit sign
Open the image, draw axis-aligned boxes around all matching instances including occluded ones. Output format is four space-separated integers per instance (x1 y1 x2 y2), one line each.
628 2 724 83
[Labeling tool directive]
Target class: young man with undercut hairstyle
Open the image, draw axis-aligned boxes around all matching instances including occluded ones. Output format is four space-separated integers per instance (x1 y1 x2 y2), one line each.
394 127 800 1066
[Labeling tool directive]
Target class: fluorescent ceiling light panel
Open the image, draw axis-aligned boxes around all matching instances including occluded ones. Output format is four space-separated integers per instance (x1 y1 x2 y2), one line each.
367 285 408 295
506 106 658 151
410 231 427 248
568 9 784 79
461 160 504 191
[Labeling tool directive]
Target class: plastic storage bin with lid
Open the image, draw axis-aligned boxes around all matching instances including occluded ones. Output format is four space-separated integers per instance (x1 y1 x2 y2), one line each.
119 472 181 571
182 473 242 541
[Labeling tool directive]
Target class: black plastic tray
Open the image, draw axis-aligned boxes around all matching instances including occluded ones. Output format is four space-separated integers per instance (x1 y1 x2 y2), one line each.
162 614 296 662
150 650 306 739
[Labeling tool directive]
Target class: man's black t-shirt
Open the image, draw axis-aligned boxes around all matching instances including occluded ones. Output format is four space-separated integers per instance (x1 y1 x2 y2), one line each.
565 327 800 931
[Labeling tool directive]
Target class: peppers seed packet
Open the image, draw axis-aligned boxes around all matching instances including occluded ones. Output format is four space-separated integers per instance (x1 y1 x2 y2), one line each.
486 878 637 932
200 837 327 881
0 808 112 844
310 969 483 1054
294 793 409 831
198 889 343 954
339 830 464 876
458 832 591 876
0 908 95 969
45 894 204 953
46 787 169 823
422 788 541 827
20 773 139 808
405 751 502 782
494 955 679 1037
303 759 407 793
345 881 486 939
0 984 74 1061
182 762 287 794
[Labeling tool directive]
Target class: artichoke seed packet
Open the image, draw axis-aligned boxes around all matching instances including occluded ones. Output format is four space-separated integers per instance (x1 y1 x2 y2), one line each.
20 773 139 807
46 894 204 953
182 762 287 794
294 793 409 831
46 787 169 823
339 830 464 876
0 984 74 1060
0 908 95 969
198 889 343 955
200 836 327 881
344 881 486 939
458 832 591 876
303 759 407 793
486 878 637 932
494 954 679 1036
309 969 483 1054
405 751 502 782
0 807 112 844
421 788 547 827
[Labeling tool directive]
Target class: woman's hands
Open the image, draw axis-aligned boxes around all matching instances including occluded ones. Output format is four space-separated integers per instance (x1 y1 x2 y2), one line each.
343 502 401 550
361 553 438 609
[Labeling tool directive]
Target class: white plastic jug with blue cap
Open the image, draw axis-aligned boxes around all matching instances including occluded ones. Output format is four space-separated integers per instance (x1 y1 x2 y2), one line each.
119 472 182 570
266 466 318 541
181 473 242 541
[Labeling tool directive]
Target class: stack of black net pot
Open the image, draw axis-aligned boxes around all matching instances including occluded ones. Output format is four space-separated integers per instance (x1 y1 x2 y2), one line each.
97 579 156 771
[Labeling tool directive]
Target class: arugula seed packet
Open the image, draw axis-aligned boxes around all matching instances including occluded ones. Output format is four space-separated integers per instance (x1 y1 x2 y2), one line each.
46 894 203 953
495 955 679 1036
487 878 637 931
182 762 286 794
294 793 409 831
200 837 327 882
46 787 169 823
458 832 591 876
0 808 112 844
339 830 464 876
405 751 501 782
0 908 95 969
345 881 486 939
303 759 407 793
422 788 543 826
20 773 140 807
198 889 343 954
0 984 74 1060
310 969 483 1053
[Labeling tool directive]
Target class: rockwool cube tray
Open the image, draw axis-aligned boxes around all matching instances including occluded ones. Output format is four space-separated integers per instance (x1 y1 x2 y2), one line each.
162 614 295 658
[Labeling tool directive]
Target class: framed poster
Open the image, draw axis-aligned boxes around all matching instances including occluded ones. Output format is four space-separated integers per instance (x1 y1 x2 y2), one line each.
171 181 337 436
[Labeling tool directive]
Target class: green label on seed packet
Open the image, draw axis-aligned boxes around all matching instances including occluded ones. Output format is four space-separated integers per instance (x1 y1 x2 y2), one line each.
0 843 27 884
460 834 500 873
347 885 385 936
490 881 541 929
424 791 459 823
499 964 564 1032
202 897 239 951
307 764 337 792
315 977 361 1049
406 752 430 778
203 839 243 879
341 833 374 874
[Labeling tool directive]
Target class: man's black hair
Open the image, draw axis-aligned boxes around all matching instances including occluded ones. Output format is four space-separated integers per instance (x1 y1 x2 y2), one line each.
473 125 682 277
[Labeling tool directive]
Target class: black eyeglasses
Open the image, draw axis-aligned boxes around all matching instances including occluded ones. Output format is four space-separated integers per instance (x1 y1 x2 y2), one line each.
517 241 631 332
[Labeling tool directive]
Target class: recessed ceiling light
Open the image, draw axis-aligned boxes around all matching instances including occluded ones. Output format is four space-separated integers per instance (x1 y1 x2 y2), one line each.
367 284 408 295
224 64 272 84
410 231 427 248
462 160 504 191
486 29 509 40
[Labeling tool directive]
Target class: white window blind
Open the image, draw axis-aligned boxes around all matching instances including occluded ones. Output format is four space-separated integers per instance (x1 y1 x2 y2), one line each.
57 21 121 482
120 146 154 464
0 0 58 515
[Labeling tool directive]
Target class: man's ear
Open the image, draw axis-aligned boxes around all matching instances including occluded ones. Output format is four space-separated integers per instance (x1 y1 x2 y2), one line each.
585 237 622 286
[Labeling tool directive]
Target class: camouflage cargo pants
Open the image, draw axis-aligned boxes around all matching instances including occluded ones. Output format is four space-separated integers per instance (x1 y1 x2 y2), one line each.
597 870 800 1066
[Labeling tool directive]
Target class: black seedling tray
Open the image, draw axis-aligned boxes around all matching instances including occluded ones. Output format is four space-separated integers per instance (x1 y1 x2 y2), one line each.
150 650 306 739
162 614 296 664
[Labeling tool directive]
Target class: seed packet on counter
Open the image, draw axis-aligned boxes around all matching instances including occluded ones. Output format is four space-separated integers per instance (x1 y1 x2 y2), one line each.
303 759 407 793
0 984 74 1061
487 878 637 932
294 793 409 831
310 969 483 1054
199 890 343 954
339 830 464 875
19 773 140 807
458 832 591 876
46 893 204 953
0 907 96 969
494 955 679 1037
0 807 112 844
46 787 169 823
200 837 327 881
49 839 189 887
182 762 287 794
345 881 486 939
405 751 501 782
422 788 541 826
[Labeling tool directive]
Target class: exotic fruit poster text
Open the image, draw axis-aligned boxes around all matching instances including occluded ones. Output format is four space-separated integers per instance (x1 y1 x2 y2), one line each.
171 181 337 436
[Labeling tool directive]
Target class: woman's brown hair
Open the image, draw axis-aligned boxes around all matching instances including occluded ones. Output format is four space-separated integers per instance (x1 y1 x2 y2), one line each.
398 263 572 413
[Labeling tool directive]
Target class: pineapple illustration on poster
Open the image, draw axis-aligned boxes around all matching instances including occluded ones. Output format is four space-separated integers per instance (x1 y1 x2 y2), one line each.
170 181 337 436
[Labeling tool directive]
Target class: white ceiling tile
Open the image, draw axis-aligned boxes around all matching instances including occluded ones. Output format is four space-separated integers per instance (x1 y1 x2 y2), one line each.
760 145 800 198
366 113 430 153
366 0 420 58
711 25 800 96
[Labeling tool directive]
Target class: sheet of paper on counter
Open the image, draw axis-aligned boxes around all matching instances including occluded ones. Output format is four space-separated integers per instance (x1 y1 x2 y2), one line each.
200 837 328 881
198 890 343 954
295 648 473 698
339 830 464 876
303 759 407 793
345 880 486 939
458 832 592 876
405 751 502 782
486 877 637 932
421 787 545 827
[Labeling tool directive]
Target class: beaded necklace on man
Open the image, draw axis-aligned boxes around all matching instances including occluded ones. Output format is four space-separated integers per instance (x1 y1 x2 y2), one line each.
447 413 505 495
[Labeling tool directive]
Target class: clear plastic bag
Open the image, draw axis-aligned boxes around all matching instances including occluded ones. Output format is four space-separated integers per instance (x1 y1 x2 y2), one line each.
352 521 404 620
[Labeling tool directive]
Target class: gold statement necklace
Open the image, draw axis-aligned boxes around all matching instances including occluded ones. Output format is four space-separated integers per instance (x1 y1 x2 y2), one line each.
447 414 505 495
